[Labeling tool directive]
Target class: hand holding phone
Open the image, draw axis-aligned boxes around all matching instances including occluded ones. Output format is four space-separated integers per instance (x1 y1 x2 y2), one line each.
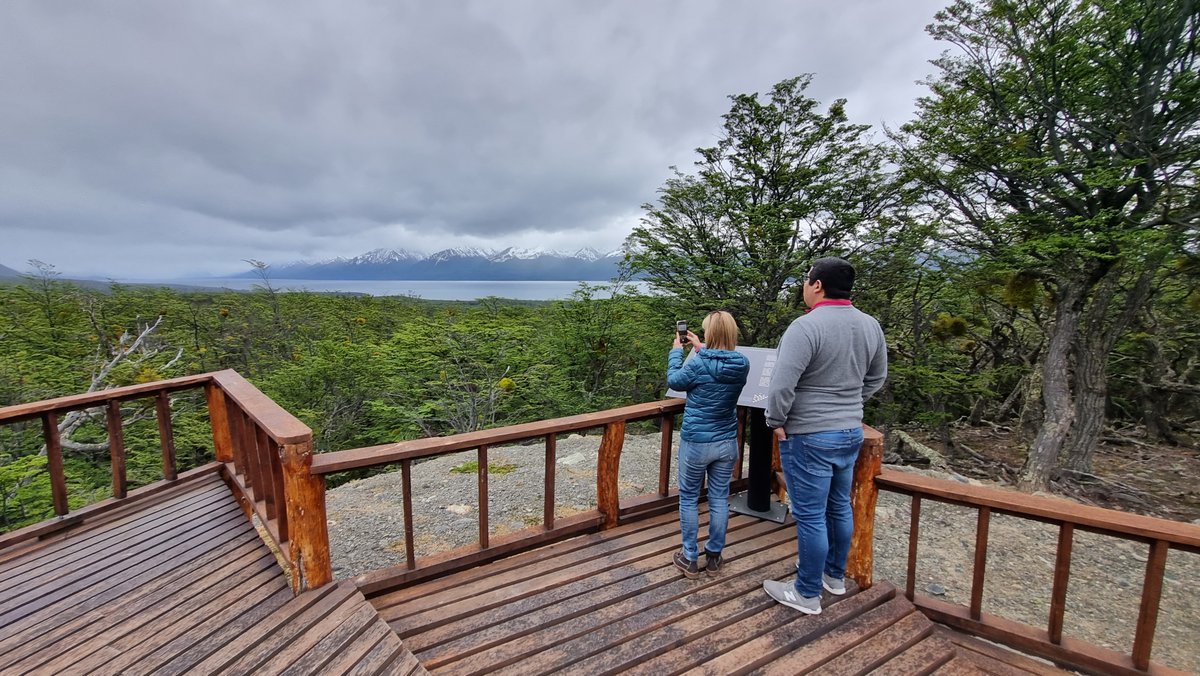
676 320 689 345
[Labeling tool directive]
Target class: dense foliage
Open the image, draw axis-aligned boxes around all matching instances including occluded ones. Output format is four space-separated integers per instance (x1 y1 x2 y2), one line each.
3 0 1199 531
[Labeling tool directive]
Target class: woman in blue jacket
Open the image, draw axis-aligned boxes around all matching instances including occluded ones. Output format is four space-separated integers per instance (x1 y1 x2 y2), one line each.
667 311 749 578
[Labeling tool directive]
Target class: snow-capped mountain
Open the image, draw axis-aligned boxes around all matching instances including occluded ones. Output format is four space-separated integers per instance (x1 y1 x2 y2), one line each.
242 247 627 281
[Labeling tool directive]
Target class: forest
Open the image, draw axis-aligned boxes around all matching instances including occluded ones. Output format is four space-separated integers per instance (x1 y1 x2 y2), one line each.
2 0 1198 532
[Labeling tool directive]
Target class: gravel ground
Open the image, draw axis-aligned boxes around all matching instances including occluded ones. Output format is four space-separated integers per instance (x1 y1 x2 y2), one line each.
326 433 1199 673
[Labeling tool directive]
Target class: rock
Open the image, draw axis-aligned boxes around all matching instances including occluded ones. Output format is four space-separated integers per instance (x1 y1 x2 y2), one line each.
559 452 588 466
446 504 472 515
926 583 946 596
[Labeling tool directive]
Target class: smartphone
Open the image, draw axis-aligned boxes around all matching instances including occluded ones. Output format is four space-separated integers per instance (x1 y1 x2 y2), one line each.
676 320 688 344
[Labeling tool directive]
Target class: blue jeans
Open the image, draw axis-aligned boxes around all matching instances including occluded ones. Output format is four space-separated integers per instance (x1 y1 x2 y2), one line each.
677 437 737 561
779 428 864 598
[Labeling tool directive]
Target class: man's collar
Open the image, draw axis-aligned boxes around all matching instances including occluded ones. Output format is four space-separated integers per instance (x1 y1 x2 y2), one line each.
806 299 854 312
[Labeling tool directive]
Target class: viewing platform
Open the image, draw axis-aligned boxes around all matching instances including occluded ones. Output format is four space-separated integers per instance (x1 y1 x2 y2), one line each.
1 370 1196 674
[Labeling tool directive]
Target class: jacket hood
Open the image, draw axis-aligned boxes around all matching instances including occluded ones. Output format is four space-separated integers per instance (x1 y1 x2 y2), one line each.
699 349 750 384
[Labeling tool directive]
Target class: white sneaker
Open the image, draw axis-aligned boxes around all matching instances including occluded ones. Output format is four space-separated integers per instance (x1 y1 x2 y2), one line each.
763 579 821 615
822 573 847 596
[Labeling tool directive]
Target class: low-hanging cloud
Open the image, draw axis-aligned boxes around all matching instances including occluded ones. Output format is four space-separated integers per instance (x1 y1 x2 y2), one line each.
0 0 949 278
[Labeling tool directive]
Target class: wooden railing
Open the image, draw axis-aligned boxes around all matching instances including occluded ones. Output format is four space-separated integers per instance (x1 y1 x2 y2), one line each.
310 398 703 594
0 370 329 593
878 469 1200 675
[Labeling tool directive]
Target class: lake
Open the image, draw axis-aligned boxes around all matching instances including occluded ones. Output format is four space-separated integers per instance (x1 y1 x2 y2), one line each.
160 278 642 300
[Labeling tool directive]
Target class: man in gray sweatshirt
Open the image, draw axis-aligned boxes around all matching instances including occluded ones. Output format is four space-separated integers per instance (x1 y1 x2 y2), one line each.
762 257 887 615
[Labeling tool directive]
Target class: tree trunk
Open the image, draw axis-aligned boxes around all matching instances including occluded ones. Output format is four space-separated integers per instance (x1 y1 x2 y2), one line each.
1062 263 1158 472
1018 283 1085 491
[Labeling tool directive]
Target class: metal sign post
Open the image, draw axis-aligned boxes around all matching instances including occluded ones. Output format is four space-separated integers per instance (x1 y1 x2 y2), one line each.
668 346 790 524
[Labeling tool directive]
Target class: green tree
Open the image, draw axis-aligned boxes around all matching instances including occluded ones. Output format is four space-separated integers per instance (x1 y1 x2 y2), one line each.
898 0 1200 489
625 75 894 345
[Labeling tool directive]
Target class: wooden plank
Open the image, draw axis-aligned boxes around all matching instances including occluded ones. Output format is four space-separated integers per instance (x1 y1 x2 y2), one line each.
369 506 687 612
356 512 604 597
544 434 556 529
0 466 224 561
424 526 799 673
64 562 287 674
251 586 375 675
204 381 235 463
907 495 921 600
658 414 673 495
340 628 416 676
207 582 361 674
384 509 732 630
478 445 489 549
913 594 1190 676
0 481 235 595
210 369 312 443
971 507 990 620
652 582 897 676
866 633 957 676
932 656 990 675
544 543 834 676
0 523 256 661
408 518 789 661
42 412 70 515
0 502 247 628
0 472 228 579
186 583 343 673
0 373 212 424
878 469 1200 552
276 600 381 676
700 594 916 676
402 458 416 570
785 610 930 676
106 399 127 499
154 584 295 676
0 530 264 670
1132 539 1169 670
257 424 278 519
939 626 1072 676
28 548 282 673
311 399 686 474
270 437 288 539
1048 522 1073 644
121 568 291 674
156 390 178 481
0 484 238 603
316 619 398 675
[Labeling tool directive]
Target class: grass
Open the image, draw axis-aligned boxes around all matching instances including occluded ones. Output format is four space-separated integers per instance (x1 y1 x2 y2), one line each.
450 460 519 475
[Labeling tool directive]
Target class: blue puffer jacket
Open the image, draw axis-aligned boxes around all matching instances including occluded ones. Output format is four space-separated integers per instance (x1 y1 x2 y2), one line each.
667 347 750 442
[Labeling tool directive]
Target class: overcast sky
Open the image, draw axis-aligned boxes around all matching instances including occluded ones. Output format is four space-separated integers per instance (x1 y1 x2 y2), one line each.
0 1 950 279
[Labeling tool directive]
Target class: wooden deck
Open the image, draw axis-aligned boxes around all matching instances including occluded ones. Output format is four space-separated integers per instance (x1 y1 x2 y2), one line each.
0 468 423 675
370 507 1068 675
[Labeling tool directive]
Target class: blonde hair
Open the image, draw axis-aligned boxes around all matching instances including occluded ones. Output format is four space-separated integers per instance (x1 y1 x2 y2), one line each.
701 311 739 351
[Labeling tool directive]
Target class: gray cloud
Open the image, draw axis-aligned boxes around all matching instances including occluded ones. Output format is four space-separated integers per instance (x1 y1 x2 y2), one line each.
0 0 949 278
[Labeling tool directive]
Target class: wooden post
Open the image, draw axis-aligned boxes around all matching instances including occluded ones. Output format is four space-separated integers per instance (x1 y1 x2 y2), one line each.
205 383 235 464
155 391 177 481
846 425 883 590
657 415 672 496
42 412 69 516
544 434 556 530
106 400 127 499
596 421 626 530
280 439 332 593
1132 539 1169 670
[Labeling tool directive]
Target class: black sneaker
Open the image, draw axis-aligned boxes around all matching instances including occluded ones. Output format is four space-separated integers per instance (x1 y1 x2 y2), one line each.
703 550 723 575
673 551 700 579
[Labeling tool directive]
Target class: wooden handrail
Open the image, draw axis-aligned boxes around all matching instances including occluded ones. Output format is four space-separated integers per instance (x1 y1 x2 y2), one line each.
310 399 686 474
879 467 1200 674
0 370 330 595
0 373 214 424
877 469 1200 552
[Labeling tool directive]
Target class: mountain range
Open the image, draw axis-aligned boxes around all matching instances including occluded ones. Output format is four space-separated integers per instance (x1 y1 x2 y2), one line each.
243 247 629 281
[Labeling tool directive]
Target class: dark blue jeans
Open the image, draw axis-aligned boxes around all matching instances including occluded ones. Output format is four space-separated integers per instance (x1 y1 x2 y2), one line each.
677 437 737 561
779 428 864 598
